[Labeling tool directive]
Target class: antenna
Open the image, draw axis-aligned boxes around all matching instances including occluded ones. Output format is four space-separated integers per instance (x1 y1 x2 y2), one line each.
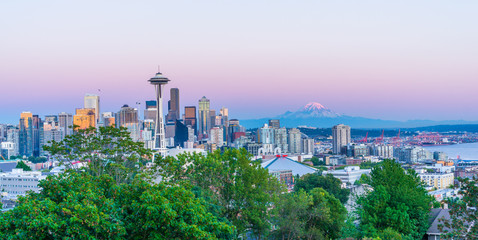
157 65 160 73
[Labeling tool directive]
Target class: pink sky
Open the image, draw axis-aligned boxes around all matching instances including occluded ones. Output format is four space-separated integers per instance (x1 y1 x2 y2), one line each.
1 1 477 124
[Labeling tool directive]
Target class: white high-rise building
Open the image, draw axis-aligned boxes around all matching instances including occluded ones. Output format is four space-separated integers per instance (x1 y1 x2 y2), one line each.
288 128 302 154
258 124 274 144
210 127 224 147
332 124 351 154
84 94 100 123
302 138 315 155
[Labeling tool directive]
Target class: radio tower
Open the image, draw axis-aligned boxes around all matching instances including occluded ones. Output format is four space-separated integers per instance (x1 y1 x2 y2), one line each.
148 69 170 159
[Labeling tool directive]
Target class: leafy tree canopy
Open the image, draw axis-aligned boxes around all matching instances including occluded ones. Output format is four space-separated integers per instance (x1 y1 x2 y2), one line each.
439 177 478 239
15 160 31 171
294 173 350 204
154 148 284 238
273 188 347 240
0 171 234 239
43 126 152 185
357 159 433 239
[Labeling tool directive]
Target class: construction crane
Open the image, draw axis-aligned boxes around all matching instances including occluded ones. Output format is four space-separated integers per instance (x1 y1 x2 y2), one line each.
359 132 368 143
391 129 401 147
374 130 384 145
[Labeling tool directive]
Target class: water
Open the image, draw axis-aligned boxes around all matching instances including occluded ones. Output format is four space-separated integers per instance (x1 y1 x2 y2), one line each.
423 142 478 160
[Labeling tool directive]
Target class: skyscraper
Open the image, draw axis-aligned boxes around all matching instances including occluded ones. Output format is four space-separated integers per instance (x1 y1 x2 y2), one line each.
332 124 351 154
166 88 180 123
19 112 33 157
184 106 197 136
198 96 210 137
210 127 224 147
116 105 140 141
288 128 302 154
84 94 100 123
58 112 73 136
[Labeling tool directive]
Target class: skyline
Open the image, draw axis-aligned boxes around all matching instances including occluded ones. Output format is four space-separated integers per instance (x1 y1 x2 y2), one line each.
1 1 478 124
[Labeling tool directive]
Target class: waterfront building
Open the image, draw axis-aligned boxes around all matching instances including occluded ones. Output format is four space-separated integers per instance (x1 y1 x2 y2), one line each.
395 146 432 163
433 151 448 161
332 124 351 154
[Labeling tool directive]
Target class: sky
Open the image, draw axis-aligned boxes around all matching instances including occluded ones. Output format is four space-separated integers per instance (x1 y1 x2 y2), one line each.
1 1 477 124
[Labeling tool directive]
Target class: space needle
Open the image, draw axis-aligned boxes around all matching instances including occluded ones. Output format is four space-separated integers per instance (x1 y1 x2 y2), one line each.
148 69 170 158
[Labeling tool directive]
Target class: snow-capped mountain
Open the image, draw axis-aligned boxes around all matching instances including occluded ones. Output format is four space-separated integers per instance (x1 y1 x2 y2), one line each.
240 102 478 129
279 102 341 118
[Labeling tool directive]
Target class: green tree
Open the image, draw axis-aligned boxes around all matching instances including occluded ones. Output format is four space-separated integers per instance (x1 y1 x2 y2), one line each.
273 188 347 240
0 171 234 239
357 159 433 239
44 126 152 185
294 173 350 204
155 148 284 238
15 160 31 171
310 156 325 166
439 177 478 239
340 213 360 239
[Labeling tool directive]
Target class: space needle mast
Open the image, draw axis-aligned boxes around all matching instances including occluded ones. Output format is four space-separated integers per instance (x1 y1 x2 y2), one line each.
148 68 170 158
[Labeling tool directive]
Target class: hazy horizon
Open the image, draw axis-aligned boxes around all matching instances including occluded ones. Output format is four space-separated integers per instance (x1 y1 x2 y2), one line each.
1 1 477 124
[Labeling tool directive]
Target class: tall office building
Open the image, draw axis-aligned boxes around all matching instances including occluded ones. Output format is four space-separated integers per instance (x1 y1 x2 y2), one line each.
166 88 180 123
84 94 100 123
288 128 302 154
73 108 96 130
58 112 73 136
198 96 210 137
116 105 140 141
210 127 224 147
258 124 274 144
274 127 288 153
144 100 157 122
31 115 43 156
19 112 33 157
302 138 315 155
332 124 351 154
268 119 280 129
220 107 229 124
210 110 216 128
184 106 197 136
